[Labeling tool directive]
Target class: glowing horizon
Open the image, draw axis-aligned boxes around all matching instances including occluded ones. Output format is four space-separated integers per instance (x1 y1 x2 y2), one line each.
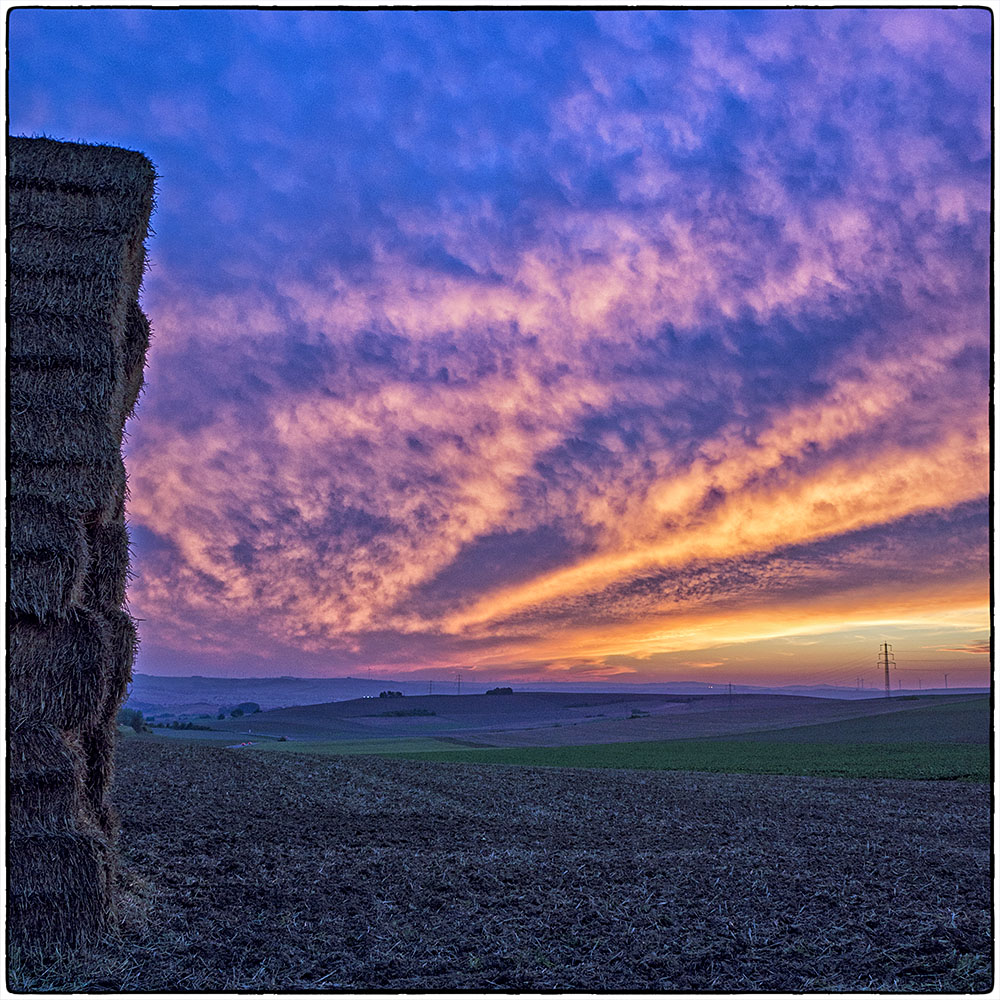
9 9 990 686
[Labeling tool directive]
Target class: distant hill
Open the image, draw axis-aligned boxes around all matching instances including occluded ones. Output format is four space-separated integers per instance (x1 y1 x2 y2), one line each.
125 672 988 720
126 673 479 717
142 688 989 750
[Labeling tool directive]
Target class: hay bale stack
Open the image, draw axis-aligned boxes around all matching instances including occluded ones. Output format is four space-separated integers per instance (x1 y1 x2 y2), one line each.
8 136 155 951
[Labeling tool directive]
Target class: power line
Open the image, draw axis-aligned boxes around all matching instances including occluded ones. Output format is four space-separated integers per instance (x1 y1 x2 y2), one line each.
906 656 975 667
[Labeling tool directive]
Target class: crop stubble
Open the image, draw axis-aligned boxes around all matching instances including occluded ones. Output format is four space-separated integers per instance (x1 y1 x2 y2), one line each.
11 739 991 992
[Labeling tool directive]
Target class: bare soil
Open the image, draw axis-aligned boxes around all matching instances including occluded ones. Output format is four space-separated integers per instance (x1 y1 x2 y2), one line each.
10 739 992 992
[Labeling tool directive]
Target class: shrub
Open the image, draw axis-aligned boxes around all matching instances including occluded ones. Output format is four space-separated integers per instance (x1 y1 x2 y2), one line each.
486 687 513 696
231 708 244 718
116 706 146 734
379 690 404 699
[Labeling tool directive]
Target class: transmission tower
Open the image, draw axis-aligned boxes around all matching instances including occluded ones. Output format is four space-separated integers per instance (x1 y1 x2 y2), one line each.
878 642 895 698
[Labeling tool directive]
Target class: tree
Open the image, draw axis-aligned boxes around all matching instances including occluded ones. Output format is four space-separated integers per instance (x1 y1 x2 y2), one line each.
116 706 147 733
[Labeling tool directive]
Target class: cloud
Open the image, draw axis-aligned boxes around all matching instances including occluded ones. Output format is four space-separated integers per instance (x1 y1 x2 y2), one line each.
9 9 990 677
935 639 991 656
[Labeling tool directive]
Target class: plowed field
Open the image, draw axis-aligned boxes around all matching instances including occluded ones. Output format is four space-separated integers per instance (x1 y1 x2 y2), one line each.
11 740 992 992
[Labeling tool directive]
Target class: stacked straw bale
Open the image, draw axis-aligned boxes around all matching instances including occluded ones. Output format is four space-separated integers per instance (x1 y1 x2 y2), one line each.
8 137 155 950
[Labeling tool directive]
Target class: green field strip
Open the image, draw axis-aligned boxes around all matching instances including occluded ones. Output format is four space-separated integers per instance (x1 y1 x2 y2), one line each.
732 695 990 745
388 738 989 781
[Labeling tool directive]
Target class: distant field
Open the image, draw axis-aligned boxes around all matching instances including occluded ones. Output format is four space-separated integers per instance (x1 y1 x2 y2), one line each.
386 697 990 781
465 693 983 747
388 738 987 781
138 694 990 782
737 695 989 745
196 691 984 749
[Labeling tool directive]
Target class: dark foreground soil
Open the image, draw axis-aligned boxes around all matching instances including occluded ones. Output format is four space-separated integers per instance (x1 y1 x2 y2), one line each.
11 739 993 992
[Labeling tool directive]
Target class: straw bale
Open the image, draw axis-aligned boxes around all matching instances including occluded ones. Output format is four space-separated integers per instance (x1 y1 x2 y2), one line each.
123 299 151 367
8 496 90 619
9 135 155 207
8 550 87 621
82 521 130 611
103 609 139 713
9 830 114 897
121 301 151 420
9 776 85 833
8 729 88 831
8 891 112 953
8 182 150 237
9 229 144 323
11 224 139 278
8 830 116 949
9 610 111 726
8 310 122 371
9 493 87 558
79 610 138 832
9 136 155 432
10 406 124 467
10 270 133 330
7 721 97 830
8 135 155 953
74 796 124 843
9 136 153 304
79 725 118 829
9 456 127 520
9 364 123 427
8 723 83 781
9 308 150 427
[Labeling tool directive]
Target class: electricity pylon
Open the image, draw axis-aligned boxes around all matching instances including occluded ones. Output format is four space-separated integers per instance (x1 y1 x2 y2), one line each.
878 642 895 698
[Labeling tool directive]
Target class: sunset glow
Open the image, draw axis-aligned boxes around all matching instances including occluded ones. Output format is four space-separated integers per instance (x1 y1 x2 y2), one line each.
9 9 990 685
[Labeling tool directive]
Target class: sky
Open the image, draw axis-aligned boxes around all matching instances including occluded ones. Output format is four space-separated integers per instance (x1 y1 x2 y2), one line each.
8 7 992 686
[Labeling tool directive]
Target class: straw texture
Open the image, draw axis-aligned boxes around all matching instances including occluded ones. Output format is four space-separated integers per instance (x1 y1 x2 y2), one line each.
8 495 90 618
9 726 90 830
9 610 113 728
8 136 154 952
122 301 151 420
82 521 131 611
8 830 117 947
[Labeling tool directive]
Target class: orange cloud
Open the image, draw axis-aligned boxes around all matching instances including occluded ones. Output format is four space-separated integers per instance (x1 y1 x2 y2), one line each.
453 576 988 671
440 373 987 635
